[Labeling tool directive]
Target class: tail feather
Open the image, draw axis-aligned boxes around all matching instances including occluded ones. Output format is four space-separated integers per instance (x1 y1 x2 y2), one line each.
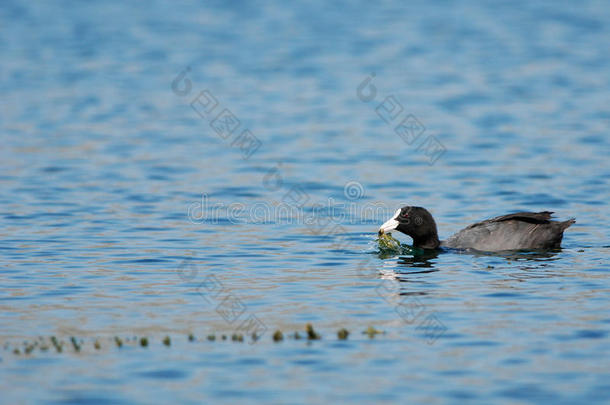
560 218 576 231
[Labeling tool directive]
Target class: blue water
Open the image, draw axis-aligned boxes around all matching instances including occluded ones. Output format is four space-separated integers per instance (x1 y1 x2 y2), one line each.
1 0 610 403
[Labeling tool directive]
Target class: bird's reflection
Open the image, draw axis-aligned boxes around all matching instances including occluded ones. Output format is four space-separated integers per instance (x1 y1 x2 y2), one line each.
456 248 563 278
397 250 440 267
376 248 440 279
462 248 562 262
375 244 563 281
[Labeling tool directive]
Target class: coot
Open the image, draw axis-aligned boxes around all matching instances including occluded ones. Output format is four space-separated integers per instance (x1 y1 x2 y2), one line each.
378 206 575 252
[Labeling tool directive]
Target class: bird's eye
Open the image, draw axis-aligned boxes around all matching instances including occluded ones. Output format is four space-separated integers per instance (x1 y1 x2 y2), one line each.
400 212 409 218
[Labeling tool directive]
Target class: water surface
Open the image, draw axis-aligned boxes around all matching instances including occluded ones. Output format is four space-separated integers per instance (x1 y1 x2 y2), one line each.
1 0 610 403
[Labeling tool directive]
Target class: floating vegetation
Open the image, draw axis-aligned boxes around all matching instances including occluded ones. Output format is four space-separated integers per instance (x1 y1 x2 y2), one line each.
23 341 37 355
70 337 81 352
377 233 421 257
306 323 321 340
364 326 383 339
2 325 397 357
50 336 63 353
377 232 402 251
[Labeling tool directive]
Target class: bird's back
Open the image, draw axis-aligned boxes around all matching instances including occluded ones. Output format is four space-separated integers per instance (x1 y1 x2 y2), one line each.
441 212 575 252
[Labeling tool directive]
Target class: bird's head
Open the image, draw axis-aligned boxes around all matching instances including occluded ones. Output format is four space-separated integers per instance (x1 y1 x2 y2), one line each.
378 206 440 249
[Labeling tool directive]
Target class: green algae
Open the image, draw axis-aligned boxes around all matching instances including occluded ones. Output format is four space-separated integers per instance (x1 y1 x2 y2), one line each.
272 330 283 342
376 233 421 257
363 326 383 339
3 327 402 358
50 336 63 353
306 323 320 340
70 337 81 352
377 232 402 251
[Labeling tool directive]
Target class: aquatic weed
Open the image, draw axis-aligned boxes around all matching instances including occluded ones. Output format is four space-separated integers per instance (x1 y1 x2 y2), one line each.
50 336 63 353
363 326 383 338
272 330 283 342
70 337 81 352
376 234 422 258
306 323 321 340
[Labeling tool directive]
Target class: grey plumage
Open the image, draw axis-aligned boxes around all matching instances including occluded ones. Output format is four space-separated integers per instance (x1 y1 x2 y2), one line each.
441 211 575 251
